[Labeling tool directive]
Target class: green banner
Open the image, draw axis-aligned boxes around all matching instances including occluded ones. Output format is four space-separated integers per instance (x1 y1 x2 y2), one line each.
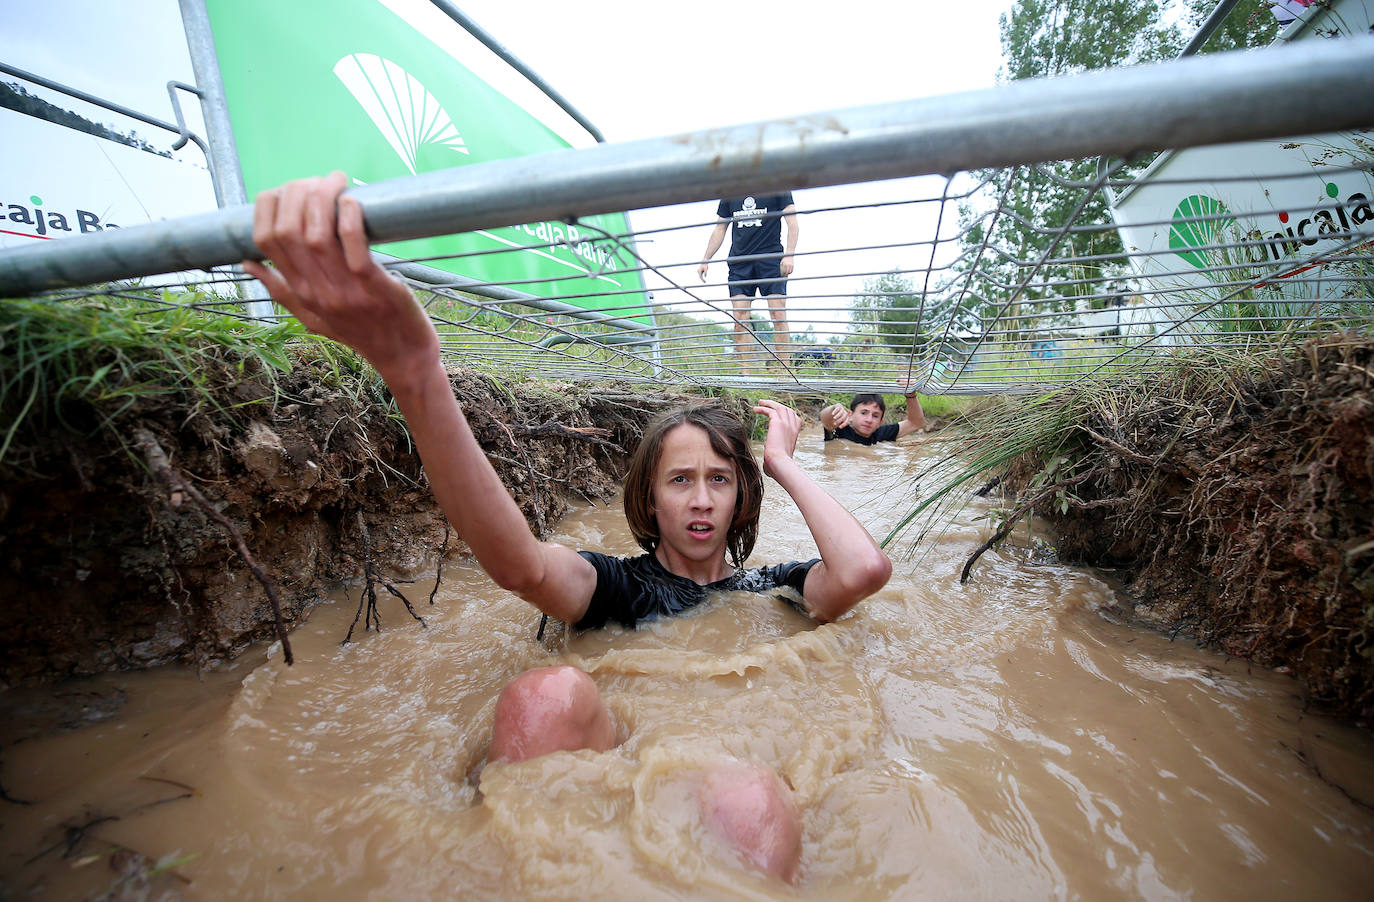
203 0 647 320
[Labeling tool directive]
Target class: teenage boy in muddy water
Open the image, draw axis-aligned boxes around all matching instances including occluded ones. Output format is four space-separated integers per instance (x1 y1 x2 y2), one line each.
821 392 926 445
242 172 891 883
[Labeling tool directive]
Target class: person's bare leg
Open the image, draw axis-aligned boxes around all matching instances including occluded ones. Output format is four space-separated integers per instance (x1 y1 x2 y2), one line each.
489 665 615 763
698 760 803 883
730 295 754 372
765 294 790 363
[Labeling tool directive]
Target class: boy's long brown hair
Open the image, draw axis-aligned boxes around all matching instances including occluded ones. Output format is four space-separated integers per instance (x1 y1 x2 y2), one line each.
623 402 763 568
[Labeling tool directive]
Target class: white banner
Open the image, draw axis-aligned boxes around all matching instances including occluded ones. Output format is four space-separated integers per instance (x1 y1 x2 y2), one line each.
0 109 216 250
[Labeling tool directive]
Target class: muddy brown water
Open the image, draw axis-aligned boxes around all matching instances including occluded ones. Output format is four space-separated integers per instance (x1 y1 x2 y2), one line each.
3 434 1372 900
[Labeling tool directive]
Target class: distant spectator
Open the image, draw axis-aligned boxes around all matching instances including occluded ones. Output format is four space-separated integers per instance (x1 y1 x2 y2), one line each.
698 194 799 368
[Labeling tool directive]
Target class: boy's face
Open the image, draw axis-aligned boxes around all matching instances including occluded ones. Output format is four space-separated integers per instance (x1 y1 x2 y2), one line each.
850 401 885 437
651 424 737 571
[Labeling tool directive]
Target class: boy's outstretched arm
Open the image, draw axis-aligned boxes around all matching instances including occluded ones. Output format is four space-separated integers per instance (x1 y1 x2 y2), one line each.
242 173 596 623
896 392 926 438
753 400 891 622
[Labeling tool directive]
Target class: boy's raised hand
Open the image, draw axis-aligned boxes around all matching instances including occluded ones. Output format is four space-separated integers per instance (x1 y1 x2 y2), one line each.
242 172 440 384
820 403 851 431
753 399 801 477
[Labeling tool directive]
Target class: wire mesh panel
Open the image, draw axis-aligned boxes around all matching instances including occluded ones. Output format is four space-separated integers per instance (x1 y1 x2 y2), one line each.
352 139 1374 394
2 37 1372 395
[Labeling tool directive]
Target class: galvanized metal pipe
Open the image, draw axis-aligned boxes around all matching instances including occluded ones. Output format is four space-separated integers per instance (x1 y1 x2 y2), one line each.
1180 0 1246 57
2 37 1372 298
176 0 276 318
0 60 207 156
382 255 656 333
425 0 606 144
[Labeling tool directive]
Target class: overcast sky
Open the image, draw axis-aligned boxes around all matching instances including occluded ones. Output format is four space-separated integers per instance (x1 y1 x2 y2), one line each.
0 0 1015 142
0 0 1017 328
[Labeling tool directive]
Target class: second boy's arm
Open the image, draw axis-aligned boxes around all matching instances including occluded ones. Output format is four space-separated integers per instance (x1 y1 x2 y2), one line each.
819 403 850 433
896 393 926 437
243 173 597 624
754 400 891 622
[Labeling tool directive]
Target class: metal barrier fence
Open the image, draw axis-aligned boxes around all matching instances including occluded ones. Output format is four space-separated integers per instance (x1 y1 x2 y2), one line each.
2 36 1372 395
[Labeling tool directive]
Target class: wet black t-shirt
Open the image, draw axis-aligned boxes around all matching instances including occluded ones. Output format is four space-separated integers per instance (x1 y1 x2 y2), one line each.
574 552 819 630
824 423 900 445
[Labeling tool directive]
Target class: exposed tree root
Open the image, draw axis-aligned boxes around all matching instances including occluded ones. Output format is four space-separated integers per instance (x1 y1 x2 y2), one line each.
19 780 201 899
1279 738 1374 813
508 421 623 452
343 510 425 645
429 523 450 605
135 428 294 666
961 469 1102 583
1 744 31 806
3 360 689 681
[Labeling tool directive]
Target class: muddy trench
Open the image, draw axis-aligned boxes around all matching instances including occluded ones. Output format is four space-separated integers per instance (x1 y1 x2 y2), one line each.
1 336 1371 730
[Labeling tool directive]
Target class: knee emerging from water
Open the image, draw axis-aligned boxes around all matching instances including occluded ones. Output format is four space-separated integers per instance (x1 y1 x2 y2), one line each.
699 760 802 883
489 665 616 764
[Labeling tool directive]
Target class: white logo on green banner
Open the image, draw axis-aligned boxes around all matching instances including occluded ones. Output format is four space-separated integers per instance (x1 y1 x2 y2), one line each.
1168 194 1234 269
204 0 647 319
334 54 470 174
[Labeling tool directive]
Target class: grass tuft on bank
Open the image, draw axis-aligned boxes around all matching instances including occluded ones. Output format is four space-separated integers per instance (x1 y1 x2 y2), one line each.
0 291 372 472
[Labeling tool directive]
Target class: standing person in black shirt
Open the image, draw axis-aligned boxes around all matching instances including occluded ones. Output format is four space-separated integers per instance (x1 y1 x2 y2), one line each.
698 193 799 369
822 392 926 445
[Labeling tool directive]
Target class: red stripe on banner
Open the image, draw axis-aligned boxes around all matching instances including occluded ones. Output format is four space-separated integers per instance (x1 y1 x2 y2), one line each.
1256 237 1374 288
0 228 54 241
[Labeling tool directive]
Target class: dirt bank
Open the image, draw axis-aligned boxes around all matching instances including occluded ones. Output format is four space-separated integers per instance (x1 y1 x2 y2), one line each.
1024 335 1374 721
0 352 687 686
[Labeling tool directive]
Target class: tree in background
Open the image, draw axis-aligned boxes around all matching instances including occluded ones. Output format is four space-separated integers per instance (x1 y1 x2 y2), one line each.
852 271 919 352
1183 0 1280 52
851 270 983 355
956 0 1183 329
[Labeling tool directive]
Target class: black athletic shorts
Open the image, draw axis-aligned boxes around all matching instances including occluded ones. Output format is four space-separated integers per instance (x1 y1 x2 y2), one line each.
727 258 787 297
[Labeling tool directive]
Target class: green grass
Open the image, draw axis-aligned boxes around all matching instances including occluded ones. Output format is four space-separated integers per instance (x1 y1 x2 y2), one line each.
0 289 341 469
881 342 1281 558
910 393 970 419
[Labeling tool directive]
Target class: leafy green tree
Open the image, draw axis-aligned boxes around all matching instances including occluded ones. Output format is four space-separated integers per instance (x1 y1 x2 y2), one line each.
957 1 1184 329
852 271 918 351
1183 0 1279 53
852 270 982 353
999 0 1180 81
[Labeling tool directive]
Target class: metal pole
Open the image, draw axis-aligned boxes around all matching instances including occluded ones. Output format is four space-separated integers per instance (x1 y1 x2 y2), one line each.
426 0 606 144
2 37 1372 298
0 61 209 157
176 0 274 319
380 254 655 334
1180 0 1246 57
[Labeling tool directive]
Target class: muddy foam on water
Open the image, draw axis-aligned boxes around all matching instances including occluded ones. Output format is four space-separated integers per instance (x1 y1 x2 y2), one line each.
3 434 1372 900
